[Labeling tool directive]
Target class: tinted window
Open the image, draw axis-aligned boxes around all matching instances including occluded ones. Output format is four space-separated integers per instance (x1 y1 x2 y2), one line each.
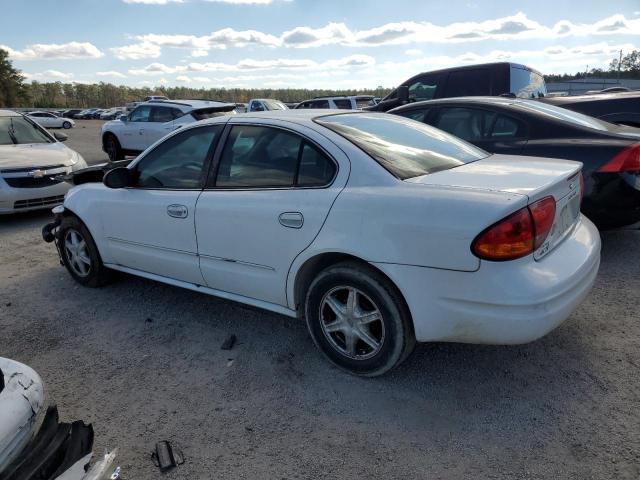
510 66 547 99
333 99 352 109
298 143 336 186
214 126 334 188
316 113 487 180
150 107 174 123
435 108 523 141
135 125 220 189
355 97 375 109
311 100 330 109
444 69 492 97
408 75 440 102
129 106 151 122
395 108 431 123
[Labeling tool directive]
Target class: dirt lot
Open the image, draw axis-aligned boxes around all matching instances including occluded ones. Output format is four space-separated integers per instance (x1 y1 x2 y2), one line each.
1 123 640 479
63 120 110 165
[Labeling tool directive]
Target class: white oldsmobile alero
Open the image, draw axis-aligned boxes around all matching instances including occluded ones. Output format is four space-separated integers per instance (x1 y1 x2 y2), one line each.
42 111 601 376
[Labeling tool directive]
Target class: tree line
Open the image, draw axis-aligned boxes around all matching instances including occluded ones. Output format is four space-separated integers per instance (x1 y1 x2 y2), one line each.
2 47 640 109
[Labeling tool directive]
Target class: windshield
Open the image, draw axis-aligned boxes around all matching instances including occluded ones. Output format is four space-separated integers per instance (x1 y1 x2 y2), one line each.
316 113 488 179
264 100 288 110
513 100 609 131
0 116 53 145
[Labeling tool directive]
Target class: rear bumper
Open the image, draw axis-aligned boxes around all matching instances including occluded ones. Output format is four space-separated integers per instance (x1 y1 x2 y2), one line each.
373 215 601 344
0 179 70 214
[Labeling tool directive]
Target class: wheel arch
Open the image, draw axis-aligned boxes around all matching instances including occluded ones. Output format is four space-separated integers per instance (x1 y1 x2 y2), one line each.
290 252 414 331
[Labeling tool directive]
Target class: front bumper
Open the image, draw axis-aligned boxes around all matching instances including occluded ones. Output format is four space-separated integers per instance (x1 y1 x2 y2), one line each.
0 177 70 214
373 215 601 344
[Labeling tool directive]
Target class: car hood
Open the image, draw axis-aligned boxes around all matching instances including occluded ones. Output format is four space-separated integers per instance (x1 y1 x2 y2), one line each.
0 142 75 169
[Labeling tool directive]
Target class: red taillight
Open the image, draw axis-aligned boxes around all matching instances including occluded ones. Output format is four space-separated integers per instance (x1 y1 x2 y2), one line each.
597 144 640 173
472 196 556 261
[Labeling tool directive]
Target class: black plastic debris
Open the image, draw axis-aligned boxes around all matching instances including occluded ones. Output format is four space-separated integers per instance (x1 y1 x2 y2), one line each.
1 405 94 480
151 441 184 472
220 334 237 350
145 317 154 323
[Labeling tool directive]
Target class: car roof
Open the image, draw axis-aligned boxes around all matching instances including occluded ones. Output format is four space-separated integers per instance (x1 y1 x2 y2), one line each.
143 99 236 110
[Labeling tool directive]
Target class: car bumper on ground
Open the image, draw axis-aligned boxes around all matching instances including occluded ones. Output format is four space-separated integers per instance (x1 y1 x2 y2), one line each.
0 179 70 214
374 215 601 344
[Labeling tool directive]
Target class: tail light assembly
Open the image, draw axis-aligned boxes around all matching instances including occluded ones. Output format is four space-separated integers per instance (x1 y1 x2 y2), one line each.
597 143 640 173
472 196 556 261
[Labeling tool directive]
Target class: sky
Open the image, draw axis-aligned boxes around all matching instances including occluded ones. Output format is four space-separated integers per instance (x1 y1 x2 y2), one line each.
1 0 640 89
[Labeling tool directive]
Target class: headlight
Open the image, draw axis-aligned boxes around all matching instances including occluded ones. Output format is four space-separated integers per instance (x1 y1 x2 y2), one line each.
70 152 88 171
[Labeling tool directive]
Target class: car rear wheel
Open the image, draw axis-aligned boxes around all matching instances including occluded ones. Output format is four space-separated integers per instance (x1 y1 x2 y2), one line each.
58 216 112 287
305 262 415 377
105 134 123 161
62 121 72 129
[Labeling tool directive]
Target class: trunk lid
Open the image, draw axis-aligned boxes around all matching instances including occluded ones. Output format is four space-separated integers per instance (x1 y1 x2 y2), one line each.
406 154 583 260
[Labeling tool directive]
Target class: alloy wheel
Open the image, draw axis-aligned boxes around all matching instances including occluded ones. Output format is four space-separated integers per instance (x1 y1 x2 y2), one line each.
319 286 385 360
64 229 91 277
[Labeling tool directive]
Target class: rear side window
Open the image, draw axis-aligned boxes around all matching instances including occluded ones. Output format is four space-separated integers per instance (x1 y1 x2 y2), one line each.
316 113 487 180
435 107 523 141
333 99 352 109
150 107 174 123
444 69 492 97
213 125 335 188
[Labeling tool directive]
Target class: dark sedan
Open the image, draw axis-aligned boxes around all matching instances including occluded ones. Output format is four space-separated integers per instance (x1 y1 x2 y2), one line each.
390 97 640 229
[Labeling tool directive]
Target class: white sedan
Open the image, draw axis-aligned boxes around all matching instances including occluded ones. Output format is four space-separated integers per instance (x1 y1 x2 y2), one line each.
27 111 75 129
43 111 601 376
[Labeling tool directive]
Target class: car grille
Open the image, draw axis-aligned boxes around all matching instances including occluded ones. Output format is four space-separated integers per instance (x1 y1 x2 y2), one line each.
1 164 69 189
4 177 63 188
14 195 65 209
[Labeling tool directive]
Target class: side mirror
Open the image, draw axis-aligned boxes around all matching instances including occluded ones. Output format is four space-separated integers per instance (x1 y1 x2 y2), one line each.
103 167 134 189
119 115 128 122
397 85 409 104
53 132 68 142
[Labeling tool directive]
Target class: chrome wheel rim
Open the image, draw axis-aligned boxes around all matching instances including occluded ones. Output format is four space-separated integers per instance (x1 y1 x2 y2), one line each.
319 286 385 360
64 229 91 277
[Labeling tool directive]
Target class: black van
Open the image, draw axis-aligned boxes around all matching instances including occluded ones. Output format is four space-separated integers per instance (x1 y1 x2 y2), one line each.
368 62 547 112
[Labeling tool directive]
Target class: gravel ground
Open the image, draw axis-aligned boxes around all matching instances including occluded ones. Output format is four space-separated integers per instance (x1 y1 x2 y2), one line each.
1 125 640 479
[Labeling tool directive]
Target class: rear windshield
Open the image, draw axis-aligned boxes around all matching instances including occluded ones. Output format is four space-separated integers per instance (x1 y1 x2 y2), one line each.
263 100 288 110
513 100 608 131
316 113 488 179
510 66 547 99
0 116 53 145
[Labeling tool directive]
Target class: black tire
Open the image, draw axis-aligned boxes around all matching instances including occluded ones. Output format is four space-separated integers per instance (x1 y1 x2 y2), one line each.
62 121 72 129
58 215 112 287
305 262 416 377
104 134 123 161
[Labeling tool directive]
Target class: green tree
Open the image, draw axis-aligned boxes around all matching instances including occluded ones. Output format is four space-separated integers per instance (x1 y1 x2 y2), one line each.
0 48 28 107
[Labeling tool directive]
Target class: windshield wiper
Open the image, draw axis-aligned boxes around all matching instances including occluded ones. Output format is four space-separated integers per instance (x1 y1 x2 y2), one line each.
7 117 18 145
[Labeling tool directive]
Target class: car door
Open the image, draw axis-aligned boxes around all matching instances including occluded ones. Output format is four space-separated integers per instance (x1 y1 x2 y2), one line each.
99 124 222 284
145 106 179 147
122 105 152 151
195 119 348 307
430 107 527 155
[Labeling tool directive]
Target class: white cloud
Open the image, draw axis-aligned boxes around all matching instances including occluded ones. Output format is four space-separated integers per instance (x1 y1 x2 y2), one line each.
96 71 128 78
1 42 103 60
405 48 422 56
123 0 183 3
23 70 74 81
190 49 208 57
128 54 375 76
111 42 162 60
121 13 640 57
176 75 192 82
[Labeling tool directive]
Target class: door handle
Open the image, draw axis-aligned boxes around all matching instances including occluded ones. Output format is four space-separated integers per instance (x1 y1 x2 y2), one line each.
167 204 188 219
279 212 303 229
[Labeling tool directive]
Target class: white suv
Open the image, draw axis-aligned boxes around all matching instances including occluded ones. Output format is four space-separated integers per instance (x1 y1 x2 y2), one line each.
295 96 375 110
101 99 236 161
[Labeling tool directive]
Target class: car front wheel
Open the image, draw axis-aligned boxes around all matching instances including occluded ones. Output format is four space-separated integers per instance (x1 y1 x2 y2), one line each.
305 262 415 377
58 216 112 287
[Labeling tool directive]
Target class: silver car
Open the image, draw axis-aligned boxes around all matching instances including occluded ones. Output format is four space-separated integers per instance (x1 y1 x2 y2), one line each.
0 110 87 214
